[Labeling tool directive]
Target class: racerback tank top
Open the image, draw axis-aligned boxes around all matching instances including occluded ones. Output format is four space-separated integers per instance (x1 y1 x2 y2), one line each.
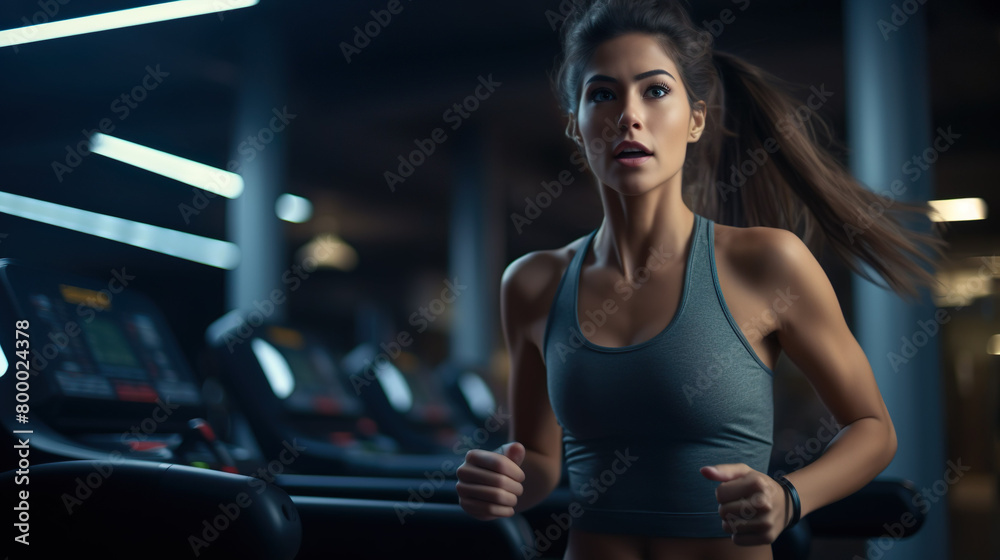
542 212 774 538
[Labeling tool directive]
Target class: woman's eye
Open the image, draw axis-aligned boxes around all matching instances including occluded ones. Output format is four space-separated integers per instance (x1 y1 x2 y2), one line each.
590 89 613 102
647 84 670 98
590 84 669 103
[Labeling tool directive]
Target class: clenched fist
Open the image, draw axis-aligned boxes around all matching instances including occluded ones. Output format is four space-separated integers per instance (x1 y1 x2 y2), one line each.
456 441 526 520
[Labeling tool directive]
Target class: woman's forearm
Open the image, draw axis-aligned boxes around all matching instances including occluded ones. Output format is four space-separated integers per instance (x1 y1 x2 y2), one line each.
782 415 897 518
514 449 562 513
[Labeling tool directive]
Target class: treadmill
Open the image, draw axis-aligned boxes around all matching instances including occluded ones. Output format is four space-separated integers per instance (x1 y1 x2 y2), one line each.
202 317 494 478
0 259 532 559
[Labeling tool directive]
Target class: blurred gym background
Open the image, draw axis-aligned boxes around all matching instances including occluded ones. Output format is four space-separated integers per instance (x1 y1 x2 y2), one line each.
1 0 997 558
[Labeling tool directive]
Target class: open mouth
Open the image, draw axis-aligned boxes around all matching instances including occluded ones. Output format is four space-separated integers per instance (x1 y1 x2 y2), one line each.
614 149 652 160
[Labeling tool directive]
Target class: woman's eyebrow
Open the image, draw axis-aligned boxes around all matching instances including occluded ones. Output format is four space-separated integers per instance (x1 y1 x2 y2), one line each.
585 69 675 85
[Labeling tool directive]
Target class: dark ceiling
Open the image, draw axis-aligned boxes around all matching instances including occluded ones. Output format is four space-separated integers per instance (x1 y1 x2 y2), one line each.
1 0 998 360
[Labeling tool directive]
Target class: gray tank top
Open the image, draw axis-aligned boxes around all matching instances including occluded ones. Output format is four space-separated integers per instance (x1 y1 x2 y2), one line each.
543 212 774 538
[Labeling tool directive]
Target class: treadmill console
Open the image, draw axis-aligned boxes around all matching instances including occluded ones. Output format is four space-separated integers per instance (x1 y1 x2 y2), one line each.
251 325 399 453
0 260 252 473
0 261 202 427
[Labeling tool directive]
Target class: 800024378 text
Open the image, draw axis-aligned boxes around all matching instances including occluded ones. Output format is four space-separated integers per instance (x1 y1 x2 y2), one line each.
12 319 33 547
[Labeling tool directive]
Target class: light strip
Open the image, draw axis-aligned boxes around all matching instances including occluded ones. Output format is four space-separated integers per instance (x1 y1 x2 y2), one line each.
0 0 258 49
928 197 988 222
91 133 243 198
0 191 240 269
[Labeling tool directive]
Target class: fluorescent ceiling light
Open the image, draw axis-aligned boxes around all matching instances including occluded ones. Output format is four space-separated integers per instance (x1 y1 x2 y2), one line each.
91 133 243 198
0 190 240 269
275 193 312 223
0 0 258 49
928 198 988 222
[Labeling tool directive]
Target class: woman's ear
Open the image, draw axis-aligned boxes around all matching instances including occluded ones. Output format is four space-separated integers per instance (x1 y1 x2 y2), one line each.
688 101 707 142
565 113 582 146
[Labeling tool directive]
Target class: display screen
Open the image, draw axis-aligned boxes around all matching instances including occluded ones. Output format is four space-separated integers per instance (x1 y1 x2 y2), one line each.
2 264 202 407
283 348 364 416
82 316 142 368
266 328 363 417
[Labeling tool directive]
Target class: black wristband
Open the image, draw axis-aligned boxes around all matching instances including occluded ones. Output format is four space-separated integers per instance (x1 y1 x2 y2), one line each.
774 475 801 528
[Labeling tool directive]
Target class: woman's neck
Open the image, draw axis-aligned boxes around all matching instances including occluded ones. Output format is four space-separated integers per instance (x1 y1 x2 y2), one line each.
594 182 694 282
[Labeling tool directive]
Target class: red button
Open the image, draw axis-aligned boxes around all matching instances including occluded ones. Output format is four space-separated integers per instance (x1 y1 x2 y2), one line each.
114 383 159 403
128 440 167 452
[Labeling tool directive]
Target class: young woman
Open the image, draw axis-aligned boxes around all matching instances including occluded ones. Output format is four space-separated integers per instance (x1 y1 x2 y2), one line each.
456 1 946 558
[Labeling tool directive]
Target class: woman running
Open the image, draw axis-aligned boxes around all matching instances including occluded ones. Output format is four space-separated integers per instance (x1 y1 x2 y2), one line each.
457 1 945 558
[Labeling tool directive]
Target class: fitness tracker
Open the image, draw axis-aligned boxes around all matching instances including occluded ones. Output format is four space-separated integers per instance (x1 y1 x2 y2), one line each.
775 474 802 528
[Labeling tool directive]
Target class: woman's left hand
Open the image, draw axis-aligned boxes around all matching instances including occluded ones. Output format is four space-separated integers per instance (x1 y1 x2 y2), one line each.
700 463 790 545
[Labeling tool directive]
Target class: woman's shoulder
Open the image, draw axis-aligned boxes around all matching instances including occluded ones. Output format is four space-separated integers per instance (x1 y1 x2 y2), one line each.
501 233 592 320
713 221 802 251
712 221 812 284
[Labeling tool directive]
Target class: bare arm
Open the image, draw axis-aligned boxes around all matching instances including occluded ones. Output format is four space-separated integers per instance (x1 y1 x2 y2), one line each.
456 253 565 519
769 228 898 518
502 253 564 512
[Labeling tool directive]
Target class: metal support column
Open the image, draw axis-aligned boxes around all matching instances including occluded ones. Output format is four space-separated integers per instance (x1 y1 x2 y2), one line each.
226 22 287 323
844 1 948 557
448 127 501 368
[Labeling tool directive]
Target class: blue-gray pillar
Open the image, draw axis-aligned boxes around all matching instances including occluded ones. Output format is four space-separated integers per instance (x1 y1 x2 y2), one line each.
449 128 499 367
226 23 286 321
844 1 948 558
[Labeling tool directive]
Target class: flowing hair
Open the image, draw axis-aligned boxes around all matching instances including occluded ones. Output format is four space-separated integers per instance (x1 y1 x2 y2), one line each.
550 0 947 300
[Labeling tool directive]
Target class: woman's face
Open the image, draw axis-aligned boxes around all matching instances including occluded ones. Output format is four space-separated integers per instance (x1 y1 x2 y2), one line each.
571 32 705 195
